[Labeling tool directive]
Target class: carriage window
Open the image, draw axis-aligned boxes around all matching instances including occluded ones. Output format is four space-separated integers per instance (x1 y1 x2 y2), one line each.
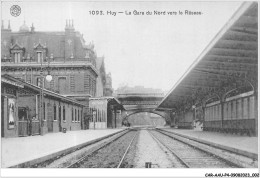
72 108 74 122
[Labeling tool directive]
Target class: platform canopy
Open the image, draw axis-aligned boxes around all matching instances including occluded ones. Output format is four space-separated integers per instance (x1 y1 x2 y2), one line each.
158 2 258 110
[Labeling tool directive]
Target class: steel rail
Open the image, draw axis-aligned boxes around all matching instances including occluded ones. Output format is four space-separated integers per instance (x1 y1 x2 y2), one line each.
148 130 190 168
117 131 139 168
156 129 244 168
66 130 130 168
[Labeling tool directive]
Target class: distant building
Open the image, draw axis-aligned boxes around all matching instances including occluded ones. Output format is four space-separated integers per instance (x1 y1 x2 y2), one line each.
114 85 163 95
104 72 113 96
95 57 113 97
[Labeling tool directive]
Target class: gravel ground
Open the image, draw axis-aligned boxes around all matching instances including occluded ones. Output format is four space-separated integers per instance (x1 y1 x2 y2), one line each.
151 130 235 168
31 130 129 168
133 129 178 168
75 130 137 168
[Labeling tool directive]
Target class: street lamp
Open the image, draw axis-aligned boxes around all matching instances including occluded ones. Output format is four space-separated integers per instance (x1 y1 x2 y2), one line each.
92 108 96 130
40 56 53 135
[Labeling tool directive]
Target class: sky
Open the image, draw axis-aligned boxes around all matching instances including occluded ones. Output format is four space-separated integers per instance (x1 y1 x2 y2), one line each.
1 1 243 92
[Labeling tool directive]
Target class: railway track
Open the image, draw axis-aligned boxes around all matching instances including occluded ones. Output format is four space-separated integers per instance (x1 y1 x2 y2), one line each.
67 130 138 168
149 129 257 168
30 129 130 168
117 131 138 168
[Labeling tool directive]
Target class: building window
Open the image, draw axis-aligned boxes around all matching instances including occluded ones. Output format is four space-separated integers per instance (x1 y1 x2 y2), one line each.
37 52 43 63
72 108 74 122
53 105 57 121
97 110 99 122
58 77 67 94
36 77 44 87
50 79 55 90
75 109 77 122
14 52 21 63
63 106 66 121
59 106 61 122
78 109 79 121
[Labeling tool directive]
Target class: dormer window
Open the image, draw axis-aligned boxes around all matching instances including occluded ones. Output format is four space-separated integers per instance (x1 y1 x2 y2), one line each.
34 41 47 63
14 52 21 63
37 52 43 63
10 42 25 63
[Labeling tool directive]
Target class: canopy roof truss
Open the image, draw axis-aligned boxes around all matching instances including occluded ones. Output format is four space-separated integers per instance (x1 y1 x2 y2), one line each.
158 2 258 111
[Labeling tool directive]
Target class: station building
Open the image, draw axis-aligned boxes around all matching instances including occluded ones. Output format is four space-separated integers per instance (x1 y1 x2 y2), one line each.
1 20 114 134
89 97 124 129
1 20 98 104
1 74 85 138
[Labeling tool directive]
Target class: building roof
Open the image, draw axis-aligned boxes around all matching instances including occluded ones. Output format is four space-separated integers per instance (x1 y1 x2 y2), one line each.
1 21 99 76
158 2 258 110
1 21 96 64
2 74 86 107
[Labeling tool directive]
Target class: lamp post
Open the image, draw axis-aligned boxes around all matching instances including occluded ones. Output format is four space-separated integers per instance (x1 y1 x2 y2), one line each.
92 109 96 130
40 56 52 135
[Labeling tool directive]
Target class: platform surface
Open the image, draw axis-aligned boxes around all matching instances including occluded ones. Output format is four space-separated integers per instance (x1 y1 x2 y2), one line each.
1 129 124 168
161 127 258 156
